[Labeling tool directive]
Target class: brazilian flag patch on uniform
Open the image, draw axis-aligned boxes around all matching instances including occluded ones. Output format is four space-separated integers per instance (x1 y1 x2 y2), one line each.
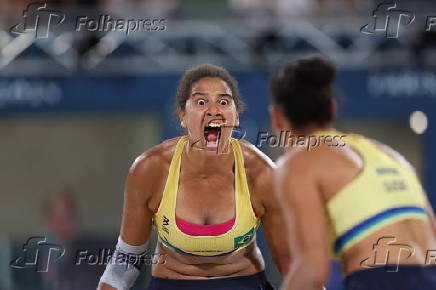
234 227 255 248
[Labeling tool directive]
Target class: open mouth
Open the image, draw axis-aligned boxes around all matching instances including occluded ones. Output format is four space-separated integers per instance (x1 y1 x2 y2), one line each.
204 122 222 148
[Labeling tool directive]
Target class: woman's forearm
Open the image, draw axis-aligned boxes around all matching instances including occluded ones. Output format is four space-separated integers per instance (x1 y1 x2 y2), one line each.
97 282 117 290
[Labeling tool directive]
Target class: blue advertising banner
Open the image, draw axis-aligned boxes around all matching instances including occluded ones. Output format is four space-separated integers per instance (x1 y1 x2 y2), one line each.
0 69 435 206
1 69 435 116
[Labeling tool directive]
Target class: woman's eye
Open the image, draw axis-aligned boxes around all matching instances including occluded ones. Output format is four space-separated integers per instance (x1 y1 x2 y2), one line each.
219 99 228 105
197 99 206 105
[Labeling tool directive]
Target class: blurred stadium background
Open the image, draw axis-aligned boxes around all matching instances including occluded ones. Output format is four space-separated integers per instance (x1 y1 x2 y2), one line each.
0 0 435 289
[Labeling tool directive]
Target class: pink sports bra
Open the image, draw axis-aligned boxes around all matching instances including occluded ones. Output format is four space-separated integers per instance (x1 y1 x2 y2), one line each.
174 206 258 236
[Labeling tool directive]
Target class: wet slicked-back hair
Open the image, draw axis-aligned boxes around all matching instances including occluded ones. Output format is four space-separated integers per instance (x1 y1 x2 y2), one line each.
270 57 337 129
176 64 245 114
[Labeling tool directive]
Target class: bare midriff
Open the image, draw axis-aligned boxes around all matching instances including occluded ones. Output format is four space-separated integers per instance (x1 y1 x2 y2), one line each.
151 241 265 279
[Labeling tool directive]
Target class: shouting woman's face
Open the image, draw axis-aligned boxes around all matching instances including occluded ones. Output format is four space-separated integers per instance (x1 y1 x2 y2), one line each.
180 77 239 153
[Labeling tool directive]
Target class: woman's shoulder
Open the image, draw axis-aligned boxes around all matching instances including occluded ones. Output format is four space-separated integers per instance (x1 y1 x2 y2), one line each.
123 137 184 207
236 139 276 176
236 139 275 213
367 138 415 171
128 137 183 178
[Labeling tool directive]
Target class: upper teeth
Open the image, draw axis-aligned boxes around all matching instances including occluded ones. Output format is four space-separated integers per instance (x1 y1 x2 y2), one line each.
209 123 221 127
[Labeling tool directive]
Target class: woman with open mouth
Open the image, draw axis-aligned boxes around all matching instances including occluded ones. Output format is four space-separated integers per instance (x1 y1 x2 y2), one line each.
98 64 289 290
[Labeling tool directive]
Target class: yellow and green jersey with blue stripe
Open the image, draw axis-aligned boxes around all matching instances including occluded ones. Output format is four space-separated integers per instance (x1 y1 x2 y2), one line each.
152 136 261 257
321 131 429 258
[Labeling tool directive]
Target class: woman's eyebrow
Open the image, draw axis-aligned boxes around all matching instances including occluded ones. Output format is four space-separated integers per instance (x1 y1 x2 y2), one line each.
218 93 232 98
191 92 232 98
191 92 207 97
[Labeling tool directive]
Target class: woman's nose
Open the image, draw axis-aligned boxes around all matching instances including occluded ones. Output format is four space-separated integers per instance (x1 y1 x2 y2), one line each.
206 111 222 117
206 103 222 117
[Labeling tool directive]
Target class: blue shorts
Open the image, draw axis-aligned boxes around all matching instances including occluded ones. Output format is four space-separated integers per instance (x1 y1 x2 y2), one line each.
148 271 275 290
345 265 436 290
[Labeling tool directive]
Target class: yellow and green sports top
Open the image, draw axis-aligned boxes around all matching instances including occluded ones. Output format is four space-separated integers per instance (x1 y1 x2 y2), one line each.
317 131 429 258
151 136 261 257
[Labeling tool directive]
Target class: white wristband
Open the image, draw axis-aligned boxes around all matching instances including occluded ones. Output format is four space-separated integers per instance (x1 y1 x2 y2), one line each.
99 236 148 290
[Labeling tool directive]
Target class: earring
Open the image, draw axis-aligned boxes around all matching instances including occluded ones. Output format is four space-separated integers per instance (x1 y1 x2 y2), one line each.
181 121 185 128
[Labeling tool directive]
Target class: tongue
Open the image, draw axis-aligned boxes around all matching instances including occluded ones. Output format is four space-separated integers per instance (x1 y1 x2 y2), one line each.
206 130 218 142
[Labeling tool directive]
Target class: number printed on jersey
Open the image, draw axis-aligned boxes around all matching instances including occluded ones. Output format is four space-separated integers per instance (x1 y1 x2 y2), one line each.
383 179 408 192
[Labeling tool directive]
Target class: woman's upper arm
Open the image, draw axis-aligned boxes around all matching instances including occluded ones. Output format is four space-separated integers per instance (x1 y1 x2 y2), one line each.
274 152 331 283
256 162 292 275
120 152 163 245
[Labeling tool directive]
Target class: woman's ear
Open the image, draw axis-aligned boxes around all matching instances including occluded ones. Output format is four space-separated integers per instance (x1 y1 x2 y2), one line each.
179 110 186 128
331 98 337 120
269 105 288 134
